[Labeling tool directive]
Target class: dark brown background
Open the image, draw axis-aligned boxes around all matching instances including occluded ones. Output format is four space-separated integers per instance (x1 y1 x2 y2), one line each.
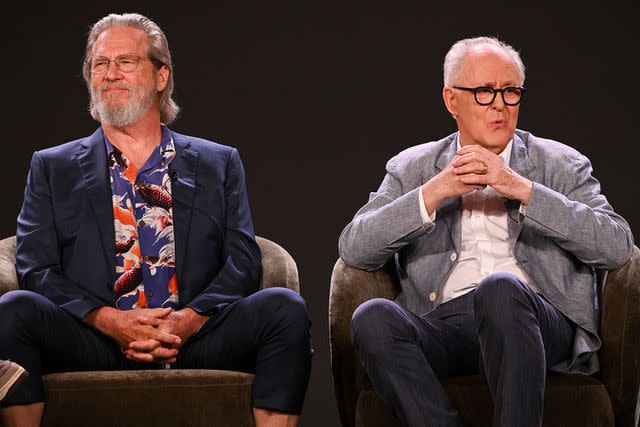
2 3 637 426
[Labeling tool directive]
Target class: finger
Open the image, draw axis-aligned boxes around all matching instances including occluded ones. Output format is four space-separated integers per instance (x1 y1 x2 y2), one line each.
136 316 165 327
125 349 156 363
128 339 162 352
452 161 486 175
144 307 174 318
150 346 179 360
129 324 181 347
445 154 467 170
451 152 482 168
459 174 489 186
125 345 178 363
456 144 489 155
150 329 182 347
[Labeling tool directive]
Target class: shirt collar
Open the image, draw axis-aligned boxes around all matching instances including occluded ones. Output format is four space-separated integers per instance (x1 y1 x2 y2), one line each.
104 124 175 166
455 133 513 164
158 125 176 165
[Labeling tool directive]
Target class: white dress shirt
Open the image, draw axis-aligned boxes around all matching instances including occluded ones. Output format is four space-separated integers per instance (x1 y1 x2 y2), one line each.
418 138 537 303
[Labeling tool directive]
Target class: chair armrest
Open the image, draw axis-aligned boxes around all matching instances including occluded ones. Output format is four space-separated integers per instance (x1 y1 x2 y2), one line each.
600 245 640 427
255 236 299 294
329 258 397 427
0 236 18 297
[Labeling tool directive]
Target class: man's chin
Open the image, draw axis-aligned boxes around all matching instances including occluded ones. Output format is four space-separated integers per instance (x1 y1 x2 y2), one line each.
101 97 129 108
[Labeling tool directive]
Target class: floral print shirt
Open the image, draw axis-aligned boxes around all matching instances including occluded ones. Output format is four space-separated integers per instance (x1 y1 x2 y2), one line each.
106 125 179 310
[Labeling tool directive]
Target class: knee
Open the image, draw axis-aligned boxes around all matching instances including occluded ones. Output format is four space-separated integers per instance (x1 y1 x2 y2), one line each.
255 287 311 332
0 290 46 338
473 273 530 320
350 298 408 351
0 290 44 321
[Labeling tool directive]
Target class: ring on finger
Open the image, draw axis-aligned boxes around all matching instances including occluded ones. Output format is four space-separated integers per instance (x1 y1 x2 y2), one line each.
479 162 488 174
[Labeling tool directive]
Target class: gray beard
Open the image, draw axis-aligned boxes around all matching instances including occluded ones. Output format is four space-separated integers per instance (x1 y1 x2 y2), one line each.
90 80 157 128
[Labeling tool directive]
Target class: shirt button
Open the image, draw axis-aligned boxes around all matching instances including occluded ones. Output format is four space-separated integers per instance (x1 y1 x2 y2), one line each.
138 220 146 227
450 252 458 262
428 292 437 302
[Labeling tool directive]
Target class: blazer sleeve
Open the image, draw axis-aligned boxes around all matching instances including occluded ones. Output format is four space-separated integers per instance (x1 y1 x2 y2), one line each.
523 153 633 270
16 152 107 320
185 148 262 314
338 155 433 271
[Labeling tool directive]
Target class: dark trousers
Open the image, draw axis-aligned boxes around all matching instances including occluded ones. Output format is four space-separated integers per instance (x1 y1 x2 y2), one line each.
350 272 575 427
0 287 313 414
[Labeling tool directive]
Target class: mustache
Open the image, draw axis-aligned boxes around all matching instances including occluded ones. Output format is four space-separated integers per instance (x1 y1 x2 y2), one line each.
98 83 132 93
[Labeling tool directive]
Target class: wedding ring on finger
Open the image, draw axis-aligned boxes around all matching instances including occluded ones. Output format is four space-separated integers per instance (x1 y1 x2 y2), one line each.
479 162 488 175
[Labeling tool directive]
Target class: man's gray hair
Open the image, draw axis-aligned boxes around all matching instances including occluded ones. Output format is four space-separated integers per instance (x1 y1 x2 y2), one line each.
82 13 180 124
443 36 525 86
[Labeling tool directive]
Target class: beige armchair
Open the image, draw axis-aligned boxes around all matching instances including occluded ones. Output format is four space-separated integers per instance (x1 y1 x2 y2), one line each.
330 247 640 427
0 235 299 427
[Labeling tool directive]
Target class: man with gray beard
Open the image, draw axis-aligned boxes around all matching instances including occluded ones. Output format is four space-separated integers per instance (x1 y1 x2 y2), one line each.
0 13 312 427
91 63 158 128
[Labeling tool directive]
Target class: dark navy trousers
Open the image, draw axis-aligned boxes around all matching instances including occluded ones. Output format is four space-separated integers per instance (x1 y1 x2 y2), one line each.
0 287 313 414
350 272 575 427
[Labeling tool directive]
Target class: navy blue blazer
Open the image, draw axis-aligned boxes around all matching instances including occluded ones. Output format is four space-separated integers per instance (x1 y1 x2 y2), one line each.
16 128 262 321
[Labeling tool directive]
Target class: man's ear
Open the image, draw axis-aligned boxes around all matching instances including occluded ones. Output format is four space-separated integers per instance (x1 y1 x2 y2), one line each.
442 86 458 118
156 65 170 92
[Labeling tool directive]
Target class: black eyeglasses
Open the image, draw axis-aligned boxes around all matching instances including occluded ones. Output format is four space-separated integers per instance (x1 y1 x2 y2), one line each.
89 54 157 74
453 86 526 106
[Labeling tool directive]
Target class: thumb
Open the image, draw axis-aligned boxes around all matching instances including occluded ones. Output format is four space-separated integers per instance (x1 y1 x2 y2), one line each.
148 307 174 318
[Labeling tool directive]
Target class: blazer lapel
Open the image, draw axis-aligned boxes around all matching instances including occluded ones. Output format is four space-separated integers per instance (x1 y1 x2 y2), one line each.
170 132 199 286
433 136 461 251
507 132 538 246
76 128 115 274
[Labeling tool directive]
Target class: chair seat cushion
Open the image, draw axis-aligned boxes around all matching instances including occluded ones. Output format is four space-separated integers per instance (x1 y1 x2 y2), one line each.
356 374 614 427
42 370 255 427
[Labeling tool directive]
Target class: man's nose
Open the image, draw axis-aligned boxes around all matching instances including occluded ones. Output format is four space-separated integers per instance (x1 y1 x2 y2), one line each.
491 91 505 110
104 60 122 80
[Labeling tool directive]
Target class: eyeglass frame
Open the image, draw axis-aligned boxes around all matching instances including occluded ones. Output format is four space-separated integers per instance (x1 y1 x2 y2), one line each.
87 54 163 74
452 85 527 106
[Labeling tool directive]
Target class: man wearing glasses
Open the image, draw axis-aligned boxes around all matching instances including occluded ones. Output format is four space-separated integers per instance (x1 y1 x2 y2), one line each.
0 13 311 427
340 36 633 426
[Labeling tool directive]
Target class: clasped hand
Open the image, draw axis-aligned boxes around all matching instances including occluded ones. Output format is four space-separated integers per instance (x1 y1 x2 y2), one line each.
126 307 209 364
421 144 533 214
86 306 209 365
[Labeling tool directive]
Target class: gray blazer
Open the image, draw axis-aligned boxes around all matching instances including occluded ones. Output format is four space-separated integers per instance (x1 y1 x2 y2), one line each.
339 129 634 374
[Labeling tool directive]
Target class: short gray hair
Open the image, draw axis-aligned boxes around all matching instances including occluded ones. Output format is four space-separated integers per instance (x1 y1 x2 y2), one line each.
82 13 180 124
443 36 525 86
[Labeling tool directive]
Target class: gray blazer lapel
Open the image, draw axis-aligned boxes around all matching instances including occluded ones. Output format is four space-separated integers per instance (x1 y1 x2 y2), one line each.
507 133 537 246
170 133 199 286
76 128 115 274
509 133 537 179
434 137 461 251
434 136 458 172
